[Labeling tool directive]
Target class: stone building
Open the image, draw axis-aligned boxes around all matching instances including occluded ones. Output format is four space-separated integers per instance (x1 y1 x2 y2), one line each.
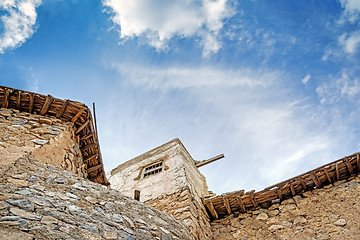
108 138 213 240
1 85 360 240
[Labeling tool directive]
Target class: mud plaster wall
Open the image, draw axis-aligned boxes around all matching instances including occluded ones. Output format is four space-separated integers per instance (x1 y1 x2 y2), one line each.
0 108 85 177
108 139 212 240
210 176 360 240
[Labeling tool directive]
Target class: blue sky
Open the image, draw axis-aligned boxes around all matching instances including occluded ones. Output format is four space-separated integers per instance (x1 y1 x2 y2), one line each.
1 0 360 194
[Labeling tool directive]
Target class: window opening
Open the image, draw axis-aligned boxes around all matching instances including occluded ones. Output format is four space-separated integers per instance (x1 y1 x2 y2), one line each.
142 161 164 178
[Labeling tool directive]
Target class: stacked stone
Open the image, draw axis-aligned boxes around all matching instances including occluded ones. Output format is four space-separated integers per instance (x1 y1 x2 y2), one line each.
211 178 360 240
144 188 211 240
0 155 193 240
0 107 84 177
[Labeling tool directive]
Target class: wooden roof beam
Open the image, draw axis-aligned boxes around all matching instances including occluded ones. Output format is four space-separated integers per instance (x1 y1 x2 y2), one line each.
16 90 21 109
56 99 69 118
345 158 354 175
29 93 35 113
72 107 85 123
222 196 232 215
87 163 103 173
2 89 10 108
75 119 90 135
40 95 53 115
206 202 218 219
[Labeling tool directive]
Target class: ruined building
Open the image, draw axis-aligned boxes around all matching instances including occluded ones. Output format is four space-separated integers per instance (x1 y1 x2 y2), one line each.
1 85 360 239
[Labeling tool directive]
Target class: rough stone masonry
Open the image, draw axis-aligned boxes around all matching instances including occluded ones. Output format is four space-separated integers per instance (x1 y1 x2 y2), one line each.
0 154 193 240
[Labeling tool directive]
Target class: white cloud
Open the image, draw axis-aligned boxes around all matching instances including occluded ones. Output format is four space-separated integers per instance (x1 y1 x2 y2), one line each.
316 71 360 103
0 0 42 53
110 63 278 90
339 31 360 54
301 74 311 85
340 0 360 22
102 0 234 56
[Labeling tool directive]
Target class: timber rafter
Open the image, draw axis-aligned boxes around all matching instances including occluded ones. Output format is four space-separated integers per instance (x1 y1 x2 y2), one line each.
0 85 109 185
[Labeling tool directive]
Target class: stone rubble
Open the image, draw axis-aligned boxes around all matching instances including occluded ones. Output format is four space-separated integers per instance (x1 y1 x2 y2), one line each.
0 155 193 240
211 176 360 239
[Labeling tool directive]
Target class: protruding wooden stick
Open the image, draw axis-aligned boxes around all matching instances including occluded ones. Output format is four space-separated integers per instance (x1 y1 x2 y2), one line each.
196 154 224 168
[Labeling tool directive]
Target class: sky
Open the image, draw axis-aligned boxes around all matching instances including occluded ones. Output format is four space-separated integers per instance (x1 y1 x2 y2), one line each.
1 0 360 195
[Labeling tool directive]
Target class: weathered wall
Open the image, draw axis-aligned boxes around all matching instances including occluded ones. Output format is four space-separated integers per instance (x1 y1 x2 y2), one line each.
211 176 360 240
0 154 193 240
0 107 85 177
108 139 212 240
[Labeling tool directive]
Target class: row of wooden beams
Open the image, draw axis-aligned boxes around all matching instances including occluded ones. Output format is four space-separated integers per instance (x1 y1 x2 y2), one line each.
40 95 53 115
204 152 360 220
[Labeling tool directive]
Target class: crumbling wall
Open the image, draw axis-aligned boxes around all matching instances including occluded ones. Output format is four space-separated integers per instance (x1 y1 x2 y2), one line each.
211 177 360 240
108 139 212 240
0 155 193 240
0 108 85 177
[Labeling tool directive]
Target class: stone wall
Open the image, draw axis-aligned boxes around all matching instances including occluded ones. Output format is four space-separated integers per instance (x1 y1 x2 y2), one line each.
211 176 360 240
108 139 211 240
0 108 85 177
0 154 193 240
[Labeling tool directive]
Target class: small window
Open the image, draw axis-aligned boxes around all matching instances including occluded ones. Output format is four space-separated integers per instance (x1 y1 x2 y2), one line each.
142 162 164 178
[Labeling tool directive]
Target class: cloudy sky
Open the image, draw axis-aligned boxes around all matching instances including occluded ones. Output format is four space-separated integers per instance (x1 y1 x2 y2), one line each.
1 0 360 194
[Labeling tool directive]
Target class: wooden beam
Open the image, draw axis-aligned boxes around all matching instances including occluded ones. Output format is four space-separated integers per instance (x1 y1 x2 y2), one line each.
72 107 85 123
83 154 99 163
335 162 340 180
249 191 258 208
87 163 103 173
236 196 246 213
56 99 69 118
80 143 97 152
206 202 218 219
29 93 35 113
297 177 307 190
196 154 225 168
323 167 332 184
345 158 354 175
2 89 10 108
222 196 232 215
80 133 95 141
276 188 283 201
16 90 21 109
75 119 90 135
40 95 53 115
310 172 321 188
289 182 296 196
